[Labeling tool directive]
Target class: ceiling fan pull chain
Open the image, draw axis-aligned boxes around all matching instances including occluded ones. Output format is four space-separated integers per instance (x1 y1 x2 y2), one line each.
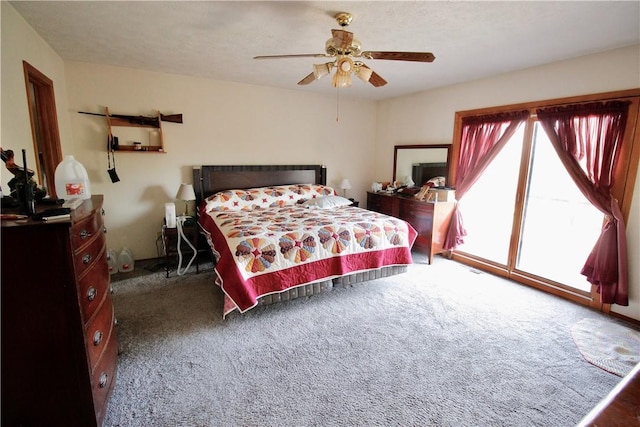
336 88 340 122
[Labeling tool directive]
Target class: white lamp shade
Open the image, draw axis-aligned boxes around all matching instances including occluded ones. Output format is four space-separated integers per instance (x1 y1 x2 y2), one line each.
356 66 373 83
176 183 196 201
313 62 332 80
332 72 352 88
332 57 353 88
340 179 352 190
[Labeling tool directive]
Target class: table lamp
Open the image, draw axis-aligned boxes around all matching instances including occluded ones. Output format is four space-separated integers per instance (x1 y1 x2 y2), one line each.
175 183 196 217
340 178 352 198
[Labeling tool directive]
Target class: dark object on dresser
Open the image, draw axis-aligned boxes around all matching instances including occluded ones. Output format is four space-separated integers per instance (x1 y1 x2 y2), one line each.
367 191 455 264
1 195 118 426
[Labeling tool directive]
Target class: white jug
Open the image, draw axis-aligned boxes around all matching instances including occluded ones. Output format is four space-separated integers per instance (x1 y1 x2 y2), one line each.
54 155 91 200
107 249 118 275
117 247 135 273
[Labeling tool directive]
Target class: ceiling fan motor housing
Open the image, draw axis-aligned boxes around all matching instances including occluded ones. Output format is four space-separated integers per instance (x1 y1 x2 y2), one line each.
325 37 362 56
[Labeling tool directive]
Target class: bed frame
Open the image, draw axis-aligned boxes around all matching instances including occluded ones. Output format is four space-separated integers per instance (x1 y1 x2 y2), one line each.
192 164 407 314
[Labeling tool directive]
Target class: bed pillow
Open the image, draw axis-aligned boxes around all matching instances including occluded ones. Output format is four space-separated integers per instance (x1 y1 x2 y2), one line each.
302 195 353 210
204 184 336 212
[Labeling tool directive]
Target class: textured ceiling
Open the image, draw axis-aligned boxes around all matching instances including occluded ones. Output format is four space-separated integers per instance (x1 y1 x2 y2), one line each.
10 1 640 101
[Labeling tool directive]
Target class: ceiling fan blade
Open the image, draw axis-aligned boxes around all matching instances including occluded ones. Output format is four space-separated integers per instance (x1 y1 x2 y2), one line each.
254 53 328 60
331 29 354 50
297 72 316 86
361 64 387 87
360 51 435 63
369 71 388 87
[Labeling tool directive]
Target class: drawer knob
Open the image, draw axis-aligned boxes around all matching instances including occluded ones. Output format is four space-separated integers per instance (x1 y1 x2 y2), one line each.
82 254 92 264
103 226 108 234
79 229 92 239
93 330 103 346
98 372 108 388
87 286 97 302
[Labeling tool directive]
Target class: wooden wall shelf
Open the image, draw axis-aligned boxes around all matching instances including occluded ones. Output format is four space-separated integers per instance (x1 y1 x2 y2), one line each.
115 145 164 152
105 107 166 153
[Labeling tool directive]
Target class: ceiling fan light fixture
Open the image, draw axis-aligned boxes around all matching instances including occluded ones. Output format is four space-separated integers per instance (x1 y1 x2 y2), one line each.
332 72 352 88
332 57 353 88
356 65 373 83
313 62 332 80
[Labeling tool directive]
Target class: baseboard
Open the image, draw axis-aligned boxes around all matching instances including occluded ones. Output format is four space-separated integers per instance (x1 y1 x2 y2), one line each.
609 311 640 328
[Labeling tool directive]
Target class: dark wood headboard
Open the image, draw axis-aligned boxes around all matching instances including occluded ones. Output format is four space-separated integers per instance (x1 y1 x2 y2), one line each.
192 164 327 206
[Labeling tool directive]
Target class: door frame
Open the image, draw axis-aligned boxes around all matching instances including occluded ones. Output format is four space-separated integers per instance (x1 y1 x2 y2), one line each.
23 61 63 198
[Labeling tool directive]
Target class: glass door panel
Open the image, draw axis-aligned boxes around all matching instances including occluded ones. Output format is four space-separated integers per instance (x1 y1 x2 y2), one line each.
516 123 603 292
456 127 524 265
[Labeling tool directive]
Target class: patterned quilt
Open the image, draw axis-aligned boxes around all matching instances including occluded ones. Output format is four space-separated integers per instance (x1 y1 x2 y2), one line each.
199 185 417 316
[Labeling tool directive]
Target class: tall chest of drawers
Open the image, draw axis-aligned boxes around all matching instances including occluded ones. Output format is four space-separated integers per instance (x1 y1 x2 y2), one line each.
367 191 455 264
1 195 118 426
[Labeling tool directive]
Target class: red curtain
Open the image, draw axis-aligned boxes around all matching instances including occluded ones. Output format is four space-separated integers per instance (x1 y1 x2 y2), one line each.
444 111 529 250
537 101 630 306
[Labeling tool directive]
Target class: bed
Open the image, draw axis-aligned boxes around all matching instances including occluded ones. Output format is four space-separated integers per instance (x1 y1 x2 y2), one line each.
193 165 417 317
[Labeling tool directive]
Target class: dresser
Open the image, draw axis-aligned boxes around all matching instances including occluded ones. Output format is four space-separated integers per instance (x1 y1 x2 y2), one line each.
367 191 455 264
1 195 118 426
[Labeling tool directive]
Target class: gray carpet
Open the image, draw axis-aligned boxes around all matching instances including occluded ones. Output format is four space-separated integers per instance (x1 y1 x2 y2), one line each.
105 253 630 427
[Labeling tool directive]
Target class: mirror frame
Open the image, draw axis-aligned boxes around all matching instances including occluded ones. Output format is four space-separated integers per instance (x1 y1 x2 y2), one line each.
393 144 452 185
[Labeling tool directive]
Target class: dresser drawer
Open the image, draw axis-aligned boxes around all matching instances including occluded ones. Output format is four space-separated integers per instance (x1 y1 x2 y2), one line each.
74 233 106 278
400 208 433 232
399 197 431 221
70 211 104 251
91 329 118 426
77 249 110 325
367 193 395 216
85 298 115 373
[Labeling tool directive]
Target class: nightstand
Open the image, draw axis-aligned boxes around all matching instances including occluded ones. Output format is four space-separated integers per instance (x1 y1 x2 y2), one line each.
162 219 199 277
348 198 360 207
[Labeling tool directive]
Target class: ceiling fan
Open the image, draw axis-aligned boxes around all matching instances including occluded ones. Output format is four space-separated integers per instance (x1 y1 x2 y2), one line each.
253 12 435 89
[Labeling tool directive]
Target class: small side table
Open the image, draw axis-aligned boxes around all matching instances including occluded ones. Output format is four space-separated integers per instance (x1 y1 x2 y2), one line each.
162 220 199 277
348 198 360 207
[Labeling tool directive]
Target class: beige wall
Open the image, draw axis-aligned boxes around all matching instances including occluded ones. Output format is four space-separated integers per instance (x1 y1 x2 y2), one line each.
1 2 73 191
375 45 640 320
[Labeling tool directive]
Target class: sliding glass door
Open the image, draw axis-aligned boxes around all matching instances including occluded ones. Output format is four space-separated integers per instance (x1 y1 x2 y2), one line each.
515 123 603 292
456 119 603 295
456 127 523 265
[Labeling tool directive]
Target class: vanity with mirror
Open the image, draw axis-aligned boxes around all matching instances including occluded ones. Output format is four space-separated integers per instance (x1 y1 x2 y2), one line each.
367 144 455 264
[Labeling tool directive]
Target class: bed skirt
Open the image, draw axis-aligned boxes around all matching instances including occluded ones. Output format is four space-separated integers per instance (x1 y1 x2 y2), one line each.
235 265 408 312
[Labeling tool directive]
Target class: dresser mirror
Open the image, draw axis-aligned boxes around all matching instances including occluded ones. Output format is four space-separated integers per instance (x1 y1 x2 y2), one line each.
393 144 451 187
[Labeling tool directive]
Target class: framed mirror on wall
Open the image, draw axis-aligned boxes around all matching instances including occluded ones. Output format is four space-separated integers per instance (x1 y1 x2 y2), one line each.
393 144 451 187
